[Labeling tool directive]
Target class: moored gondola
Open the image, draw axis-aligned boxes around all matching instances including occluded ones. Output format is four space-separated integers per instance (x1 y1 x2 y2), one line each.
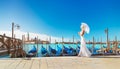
48 45 57 56
63 46 75 55
27 45 37 57
41 46 48 56
56 45 62 56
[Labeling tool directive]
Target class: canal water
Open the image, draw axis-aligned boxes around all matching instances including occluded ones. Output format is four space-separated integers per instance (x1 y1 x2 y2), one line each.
23 44 107 57
1 43 120 58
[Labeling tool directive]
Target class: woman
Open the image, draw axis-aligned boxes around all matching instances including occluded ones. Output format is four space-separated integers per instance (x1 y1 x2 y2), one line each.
78 23 92 57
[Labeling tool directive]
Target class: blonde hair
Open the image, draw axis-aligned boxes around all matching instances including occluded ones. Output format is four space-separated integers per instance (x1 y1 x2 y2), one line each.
80 24 85 31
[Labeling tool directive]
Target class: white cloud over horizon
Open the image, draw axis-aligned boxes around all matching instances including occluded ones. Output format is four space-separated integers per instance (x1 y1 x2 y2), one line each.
0 30 76 43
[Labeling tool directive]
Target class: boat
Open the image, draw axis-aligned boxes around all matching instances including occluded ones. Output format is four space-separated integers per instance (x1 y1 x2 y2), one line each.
27 45 37 57
76 46 80 54
63 46 73 55
69 46 77 55
48 45 57 55
28 46 37 53
41 46 48 56
69 46 76 52
56 45 62 56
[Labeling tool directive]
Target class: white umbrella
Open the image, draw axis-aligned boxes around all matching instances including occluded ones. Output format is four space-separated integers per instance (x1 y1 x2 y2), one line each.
80 22 90 34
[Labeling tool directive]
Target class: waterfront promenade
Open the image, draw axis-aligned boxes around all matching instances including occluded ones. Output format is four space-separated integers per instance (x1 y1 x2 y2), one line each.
0 56 120 69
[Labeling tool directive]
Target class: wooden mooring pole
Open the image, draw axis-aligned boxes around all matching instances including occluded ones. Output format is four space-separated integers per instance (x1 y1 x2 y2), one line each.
92 36 95 54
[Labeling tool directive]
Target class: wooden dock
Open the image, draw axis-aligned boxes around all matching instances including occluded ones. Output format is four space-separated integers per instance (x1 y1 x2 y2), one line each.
0 34 26 57
0 56 120 69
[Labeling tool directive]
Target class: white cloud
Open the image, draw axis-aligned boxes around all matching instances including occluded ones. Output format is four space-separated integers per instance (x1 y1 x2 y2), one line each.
0 30 72 43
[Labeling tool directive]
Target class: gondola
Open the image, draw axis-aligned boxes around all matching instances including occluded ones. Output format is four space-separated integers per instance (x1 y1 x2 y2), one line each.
69 46 76 53
56 45 62 56
41 46 48 56
69 46 77 55
49 45 57 55
63 46 73 55
28 46 37 53
27 45 37 57
76 46 80 54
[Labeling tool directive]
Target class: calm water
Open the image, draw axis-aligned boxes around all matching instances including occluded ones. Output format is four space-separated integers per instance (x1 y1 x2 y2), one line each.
1 43 120 58
0 55 10 58
23 44 107 57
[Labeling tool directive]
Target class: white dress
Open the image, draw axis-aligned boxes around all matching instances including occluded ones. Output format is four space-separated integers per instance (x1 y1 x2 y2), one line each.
78 33 92 57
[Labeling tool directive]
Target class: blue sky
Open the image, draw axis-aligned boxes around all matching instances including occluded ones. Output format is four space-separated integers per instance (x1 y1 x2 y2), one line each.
0 0 120 42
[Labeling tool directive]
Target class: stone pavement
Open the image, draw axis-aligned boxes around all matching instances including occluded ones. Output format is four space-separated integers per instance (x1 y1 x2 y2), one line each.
0 56 120 69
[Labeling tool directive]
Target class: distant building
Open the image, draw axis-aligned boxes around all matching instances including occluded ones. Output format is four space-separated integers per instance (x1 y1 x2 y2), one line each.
25 39 50 44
